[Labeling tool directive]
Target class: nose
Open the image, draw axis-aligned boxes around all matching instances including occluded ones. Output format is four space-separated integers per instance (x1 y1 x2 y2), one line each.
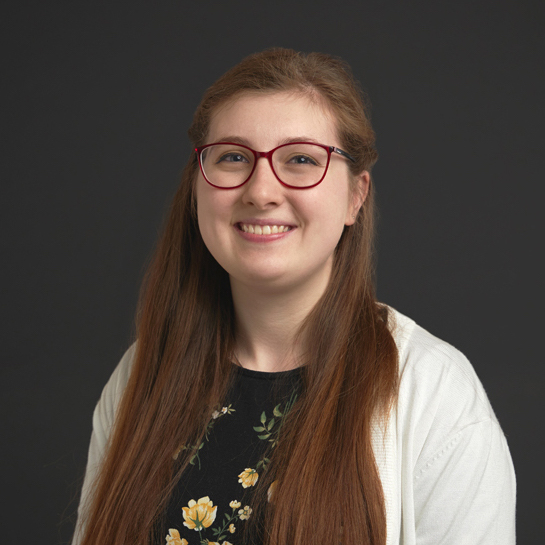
241 155 284 209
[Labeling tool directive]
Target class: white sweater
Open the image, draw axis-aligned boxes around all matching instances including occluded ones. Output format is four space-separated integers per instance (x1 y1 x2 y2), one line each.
73 308 516 544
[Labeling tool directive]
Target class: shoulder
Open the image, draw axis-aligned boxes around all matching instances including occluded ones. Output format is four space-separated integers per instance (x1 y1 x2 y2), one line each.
382 307 516 544
387 306 497 430
385 306 510 482
92 343 137 440
73 343 138 544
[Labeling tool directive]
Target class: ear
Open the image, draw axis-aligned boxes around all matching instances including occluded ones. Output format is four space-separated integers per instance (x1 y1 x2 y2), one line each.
345 171 370 225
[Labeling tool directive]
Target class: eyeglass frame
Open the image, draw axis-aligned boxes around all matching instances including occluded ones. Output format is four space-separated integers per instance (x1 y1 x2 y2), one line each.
195 141 356 190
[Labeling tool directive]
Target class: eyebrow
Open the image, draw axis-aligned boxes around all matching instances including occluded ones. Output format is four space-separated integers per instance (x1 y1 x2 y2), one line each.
212 136 323 148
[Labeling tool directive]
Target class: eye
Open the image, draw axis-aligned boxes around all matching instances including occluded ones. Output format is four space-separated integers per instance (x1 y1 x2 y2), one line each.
216 152 250 164
286 154 319 166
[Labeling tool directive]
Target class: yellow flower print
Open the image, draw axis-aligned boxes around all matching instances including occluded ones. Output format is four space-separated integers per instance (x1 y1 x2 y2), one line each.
229 500 241 509
238 468 258 488
182 496 217 531
165 528 187 545
229 523 236 533
238 505 252 520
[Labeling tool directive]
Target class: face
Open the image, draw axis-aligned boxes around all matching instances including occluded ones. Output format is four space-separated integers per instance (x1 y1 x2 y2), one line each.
196 91 368 294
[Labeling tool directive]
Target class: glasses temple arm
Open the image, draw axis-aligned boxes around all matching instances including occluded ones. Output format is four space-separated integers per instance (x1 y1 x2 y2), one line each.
330 147 356 163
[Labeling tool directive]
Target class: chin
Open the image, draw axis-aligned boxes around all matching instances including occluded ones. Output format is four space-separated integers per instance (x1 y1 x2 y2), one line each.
227 266 292 288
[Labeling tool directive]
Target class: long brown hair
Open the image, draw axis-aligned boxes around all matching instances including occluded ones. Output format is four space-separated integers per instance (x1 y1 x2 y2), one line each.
76 48 398 545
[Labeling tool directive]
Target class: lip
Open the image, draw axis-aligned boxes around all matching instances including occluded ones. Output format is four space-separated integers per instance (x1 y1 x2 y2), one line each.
234 218 297 242
235 218 298 227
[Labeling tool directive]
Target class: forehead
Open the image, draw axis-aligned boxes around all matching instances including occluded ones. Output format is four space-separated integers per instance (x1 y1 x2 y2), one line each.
207 91 339 147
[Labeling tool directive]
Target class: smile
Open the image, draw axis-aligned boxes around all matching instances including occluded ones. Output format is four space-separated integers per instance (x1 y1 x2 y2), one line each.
238 223 293 235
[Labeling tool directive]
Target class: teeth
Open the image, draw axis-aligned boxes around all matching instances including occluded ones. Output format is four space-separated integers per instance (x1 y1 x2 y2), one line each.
240 223 291 234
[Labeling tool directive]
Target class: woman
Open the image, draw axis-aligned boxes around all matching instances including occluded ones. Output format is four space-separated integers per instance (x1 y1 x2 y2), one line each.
73 49 515 545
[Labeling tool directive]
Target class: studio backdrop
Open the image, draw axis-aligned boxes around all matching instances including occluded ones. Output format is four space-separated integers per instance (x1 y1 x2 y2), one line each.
1 1 543 543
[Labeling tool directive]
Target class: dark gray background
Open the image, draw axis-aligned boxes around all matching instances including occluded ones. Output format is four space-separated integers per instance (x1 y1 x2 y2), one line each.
1 0 543 543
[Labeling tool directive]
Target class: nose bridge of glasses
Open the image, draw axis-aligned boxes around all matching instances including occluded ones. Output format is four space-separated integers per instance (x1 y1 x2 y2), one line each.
250 149 278 178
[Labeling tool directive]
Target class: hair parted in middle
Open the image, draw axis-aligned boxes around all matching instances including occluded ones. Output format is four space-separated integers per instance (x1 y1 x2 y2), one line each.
76 48 399 545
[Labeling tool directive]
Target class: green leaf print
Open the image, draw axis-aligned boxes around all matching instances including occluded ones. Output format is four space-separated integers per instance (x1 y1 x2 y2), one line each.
175 404 235 471
253 390 298 468
206 500 248 542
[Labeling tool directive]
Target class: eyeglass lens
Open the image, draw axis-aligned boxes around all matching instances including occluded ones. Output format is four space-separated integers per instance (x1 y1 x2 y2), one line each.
200 143 329 188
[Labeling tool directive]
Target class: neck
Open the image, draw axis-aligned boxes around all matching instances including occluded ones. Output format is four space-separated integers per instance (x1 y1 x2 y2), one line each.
230 273 330 373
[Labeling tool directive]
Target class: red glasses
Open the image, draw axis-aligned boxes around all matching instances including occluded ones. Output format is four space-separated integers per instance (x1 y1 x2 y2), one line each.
196 141 355 189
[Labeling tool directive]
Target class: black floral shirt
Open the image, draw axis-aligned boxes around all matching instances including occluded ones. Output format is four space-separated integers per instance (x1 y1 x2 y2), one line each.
163 365 300 545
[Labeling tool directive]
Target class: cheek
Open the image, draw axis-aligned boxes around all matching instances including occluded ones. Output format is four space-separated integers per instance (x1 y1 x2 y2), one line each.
196 181 220 248
196 176 238 215
299 195 348 258
196 180 238 255
307 184 351 227
196 179 222 223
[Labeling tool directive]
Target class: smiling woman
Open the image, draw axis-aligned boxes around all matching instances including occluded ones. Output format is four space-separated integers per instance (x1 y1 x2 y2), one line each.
72 49 515 545
196 92 365 299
